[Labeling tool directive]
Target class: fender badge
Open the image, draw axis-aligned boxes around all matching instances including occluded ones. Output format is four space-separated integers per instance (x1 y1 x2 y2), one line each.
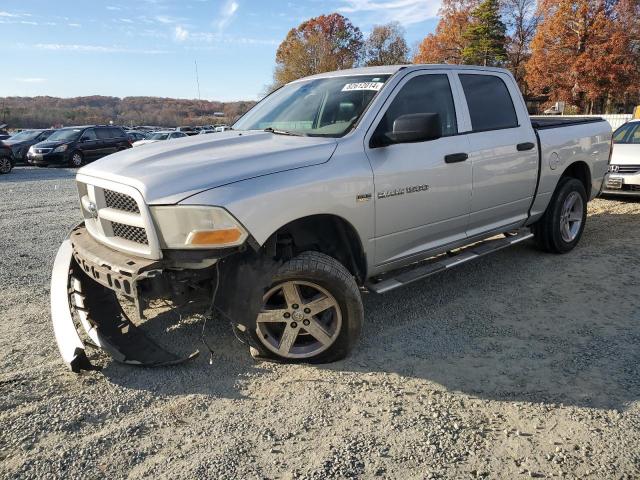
356 193 372 203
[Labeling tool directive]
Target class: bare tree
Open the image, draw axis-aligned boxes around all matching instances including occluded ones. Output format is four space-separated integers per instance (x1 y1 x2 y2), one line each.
364 22 410 66
502 0 539 90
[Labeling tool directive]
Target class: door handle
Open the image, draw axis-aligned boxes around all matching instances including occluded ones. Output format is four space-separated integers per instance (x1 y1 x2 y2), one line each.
517 142 535 151
444 153 469 163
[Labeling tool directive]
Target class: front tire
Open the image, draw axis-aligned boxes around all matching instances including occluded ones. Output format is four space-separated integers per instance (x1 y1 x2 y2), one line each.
248 251 363 363
69 151 83 168
533 177 587 253
0 156 12 174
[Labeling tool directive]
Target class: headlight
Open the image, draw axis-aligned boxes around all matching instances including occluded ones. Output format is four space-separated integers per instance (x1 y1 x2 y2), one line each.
53 144 68 153
150 206 248 249
28 146 35 154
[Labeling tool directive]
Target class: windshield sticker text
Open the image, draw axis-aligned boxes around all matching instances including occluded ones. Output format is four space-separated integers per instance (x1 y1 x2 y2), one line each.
342 82 384 92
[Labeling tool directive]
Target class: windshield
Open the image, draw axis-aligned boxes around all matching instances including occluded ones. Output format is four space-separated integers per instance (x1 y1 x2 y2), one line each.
47 128 83 142
613 122 640 144
150 133 170 140
234 74 392 137
10 130 41 141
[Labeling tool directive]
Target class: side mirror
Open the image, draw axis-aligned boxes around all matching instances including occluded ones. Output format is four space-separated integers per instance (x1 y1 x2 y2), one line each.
390 113 442 143
373 113 442 147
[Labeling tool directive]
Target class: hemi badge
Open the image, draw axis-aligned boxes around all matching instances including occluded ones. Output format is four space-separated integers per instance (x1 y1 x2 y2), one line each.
356 193 372 203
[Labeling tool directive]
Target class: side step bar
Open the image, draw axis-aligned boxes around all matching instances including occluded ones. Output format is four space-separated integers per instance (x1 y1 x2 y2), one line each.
367 229 534 294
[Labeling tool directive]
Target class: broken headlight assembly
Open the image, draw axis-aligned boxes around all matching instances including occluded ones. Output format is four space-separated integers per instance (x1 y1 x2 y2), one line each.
150 206 248 249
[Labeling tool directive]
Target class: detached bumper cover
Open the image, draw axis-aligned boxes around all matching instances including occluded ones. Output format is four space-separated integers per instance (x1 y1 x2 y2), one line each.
50 229 198 372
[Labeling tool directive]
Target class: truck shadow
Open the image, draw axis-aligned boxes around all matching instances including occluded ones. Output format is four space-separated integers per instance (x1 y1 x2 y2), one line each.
102 209 640 410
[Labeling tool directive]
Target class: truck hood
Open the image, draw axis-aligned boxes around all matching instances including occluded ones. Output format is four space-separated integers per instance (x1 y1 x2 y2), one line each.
78 131 338 204
611 144 640 165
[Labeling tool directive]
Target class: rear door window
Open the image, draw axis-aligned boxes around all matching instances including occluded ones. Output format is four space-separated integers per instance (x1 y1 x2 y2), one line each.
459 74 519 132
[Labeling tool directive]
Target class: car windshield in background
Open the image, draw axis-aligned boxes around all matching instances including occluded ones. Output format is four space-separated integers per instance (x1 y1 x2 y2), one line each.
47 128 83 142
234 74 392 137
150 133 170 140
613 122 640 144
10 130 41 141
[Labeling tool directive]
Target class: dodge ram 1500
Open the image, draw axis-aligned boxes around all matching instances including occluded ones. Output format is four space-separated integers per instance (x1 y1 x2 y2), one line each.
50 65 612 371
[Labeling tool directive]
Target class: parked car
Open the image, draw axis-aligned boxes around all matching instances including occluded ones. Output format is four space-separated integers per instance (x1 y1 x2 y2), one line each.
176 126 198 136
132 130 188 147
602 119 640 195
0 142 14 174
198 129 216 135
214 125 231 132
126 130 147 143
3 129 54 164
51 65 611 371
27 125 131 167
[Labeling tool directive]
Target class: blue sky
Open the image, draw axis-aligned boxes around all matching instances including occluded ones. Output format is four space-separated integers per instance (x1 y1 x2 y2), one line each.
0 1 440 101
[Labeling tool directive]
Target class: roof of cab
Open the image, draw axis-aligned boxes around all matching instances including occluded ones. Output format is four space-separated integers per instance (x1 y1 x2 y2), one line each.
291 64 514 83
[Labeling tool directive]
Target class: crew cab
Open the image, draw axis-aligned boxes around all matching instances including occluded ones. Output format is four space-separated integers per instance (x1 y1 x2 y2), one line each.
50 65 612 372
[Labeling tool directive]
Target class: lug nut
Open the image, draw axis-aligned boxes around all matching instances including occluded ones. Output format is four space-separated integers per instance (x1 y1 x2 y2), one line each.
304 308 311 314
284 312 291 318
291 322 298 328
303 319 310 326
292 304 299 310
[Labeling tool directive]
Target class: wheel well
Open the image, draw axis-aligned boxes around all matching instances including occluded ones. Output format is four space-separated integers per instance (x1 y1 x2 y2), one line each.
560 161 591 198
263 215 367 283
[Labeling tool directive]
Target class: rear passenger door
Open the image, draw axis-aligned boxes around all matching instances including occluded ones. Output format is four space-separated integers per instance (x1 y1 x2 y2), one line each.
455 73 538 237
95 127 116 157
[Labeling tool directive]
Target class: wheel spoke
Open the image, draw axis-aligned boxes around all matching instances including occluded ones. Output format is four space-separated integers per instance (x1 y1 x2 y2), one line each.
568 211 582 222
303 318 333 345
282 282 302 308
278 327 298 355
257 309 288 323
305 295 335 316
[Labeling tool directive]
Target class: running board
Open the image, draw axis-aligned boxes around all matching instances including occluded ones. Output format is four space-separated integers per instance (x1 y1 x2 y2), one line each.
367 229 534 294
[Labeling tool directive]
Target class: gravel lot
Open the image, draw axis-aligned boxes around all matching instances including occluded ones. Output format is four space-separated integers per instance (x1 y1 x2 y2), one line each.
1 167 639 479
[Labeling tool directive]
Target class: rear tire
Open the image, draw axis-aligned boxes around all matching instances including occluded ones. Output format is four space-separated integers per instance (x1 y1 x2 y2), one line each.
248 251 363 364
0 156 12 174
533 177 587 253
69 151 83 168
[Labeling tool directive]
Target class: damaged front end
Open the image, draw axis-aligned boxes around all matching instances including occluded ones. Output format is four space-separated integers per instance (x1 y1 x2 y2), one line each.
51 224 276 372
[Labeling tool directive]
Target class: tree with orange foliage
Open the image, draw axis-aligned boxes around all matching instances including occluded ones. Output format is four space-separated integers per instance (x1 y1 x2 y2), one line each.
414 0 479 64
273 13 363 87
526 0 640 113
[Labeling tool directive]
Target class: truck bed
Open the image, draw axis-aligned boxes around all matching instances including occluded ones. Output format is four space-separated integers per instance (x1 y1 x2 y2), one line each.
530 116 606 130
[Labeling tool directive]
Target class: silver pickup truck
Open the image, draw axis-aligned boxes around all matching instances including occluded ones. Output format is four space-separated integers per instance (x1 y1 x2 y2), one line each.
51 65 612 371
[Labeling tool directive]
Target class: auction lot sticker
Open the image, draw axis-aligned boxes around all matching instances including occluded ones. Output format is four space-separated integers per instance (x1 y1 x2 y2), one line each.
342 82 384 92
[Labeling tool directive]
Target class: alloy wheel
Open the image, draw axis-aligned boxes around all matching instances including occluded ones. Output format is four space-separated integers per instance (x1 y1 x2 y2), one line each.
559 191 584 243
256 280 342 359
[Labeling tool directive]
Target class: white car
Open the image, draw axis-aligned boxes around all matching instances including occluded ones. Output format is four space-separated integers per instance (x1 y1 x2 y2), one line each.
132 131 187 147
603 119 640 195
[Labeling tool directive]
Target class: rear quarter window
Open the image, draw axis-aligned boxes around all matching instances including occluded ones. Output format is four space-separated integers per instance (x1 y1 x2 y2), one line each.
459 74 519 132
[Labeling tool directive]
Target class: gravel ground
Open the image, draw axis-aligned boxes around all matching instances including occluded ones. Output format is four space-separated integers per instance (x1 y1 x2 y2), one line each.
1 167 639 479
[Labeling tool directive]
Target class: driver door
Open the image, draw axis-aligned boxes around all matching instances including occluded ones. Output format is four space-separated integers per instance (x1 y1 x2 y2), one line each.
365 71 472 267
78 128 100 161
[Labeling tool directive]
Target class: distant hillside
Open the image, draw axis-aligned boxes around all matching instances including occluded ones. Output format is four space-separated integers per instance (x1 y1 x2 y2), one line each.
0 96 257 129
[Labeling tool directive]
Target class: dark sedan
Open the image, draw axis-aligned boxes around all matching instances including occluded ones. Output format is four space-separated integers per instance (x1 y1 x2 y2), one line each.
3 129 54 164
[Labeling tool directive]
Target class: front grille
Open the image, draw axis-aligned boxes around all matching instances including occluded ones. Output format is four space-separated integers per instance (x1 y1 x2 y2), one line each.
622 184 640 192
614 165 640 174
112 222 149 245
104 189 140 213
